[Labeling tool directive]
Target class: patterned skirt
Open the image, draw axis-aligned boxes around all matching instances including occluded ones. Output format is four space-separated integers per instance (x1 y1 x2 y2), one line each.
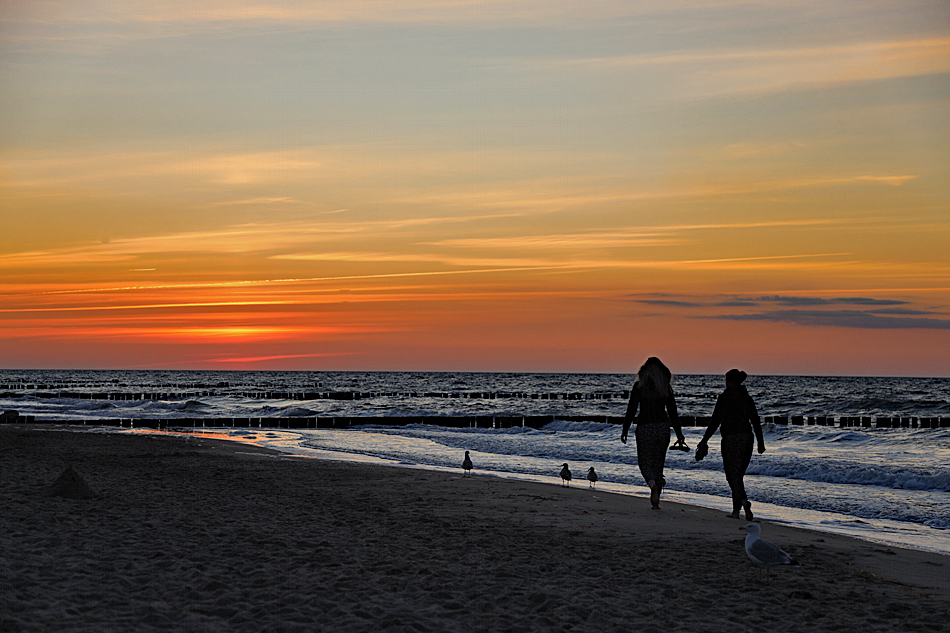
634 422 671 487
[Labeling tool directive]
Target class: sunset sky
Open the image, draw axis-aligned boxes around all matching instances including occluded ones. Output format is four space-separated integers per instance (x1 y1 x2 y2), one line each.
1 1 948 376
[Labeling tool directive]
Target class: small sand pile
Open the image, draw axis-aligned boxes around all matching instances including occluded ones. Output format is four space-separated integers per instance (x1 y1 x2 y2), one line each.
43 465 97 499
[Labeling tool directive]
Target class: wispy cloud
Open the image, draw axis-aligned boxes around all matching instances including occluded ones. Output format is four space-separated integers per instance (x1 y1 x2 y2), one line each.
206 353 350 364
0 300 299 314
270 251 567 269
753 295 909 307
0 324 359 341
0 0 691 32
0 210 867 271
558 37 950 97
0 211 529 268
0 265 576 300
425 230 680 250
1 150 325 190
632 293 915 309
424 219 868 251
392 175 919 213
629 292 950 330
208 197 303 207
868 308 941 316
637 299 704 308
713 309 950 330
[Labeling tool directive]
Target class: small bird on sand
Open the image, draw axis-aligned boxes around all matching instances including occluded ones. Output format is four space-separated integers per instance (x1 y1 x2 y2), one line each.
740 523 798 567
560 463 572 486
587 467 598 488
462 451 473 476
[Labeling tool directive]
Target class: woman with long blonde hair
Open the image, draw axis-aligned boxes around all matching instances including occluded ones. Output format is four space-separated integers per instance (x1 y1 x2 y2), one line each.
620 357 686 509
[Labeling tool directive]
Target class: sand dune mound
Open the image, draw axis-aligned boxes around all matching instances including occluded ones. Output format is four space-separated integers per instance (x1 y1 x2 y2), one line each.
44 465 97 500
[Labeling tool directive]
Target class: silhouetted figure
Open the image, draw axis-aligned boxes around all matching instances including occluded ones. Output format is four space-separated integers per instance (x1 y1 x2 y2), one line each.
587 467 598 488
697 369 765 520
620 357 685 509
462 450 473 476
560 463 572 486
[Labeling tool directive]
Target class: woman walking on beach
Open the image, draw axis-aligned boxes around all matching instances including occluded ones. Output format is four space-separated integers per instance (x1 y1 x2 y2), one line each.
620 357 686 509
696 369 765 520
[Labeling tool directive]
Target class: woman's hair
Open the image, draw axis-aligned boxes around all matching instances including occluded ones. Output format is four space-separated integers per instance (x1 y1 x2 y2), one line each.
637 356 672 397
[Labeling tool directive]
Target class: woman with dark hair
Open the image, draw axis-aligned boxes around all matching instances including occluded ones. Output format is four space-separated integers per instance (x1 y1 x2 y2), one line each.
620 357 686 510
696 369 765 520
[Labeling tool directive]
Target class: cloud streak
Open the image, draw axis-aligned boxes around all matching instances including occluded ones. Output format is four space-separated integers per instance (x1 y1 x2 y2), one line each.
631 293 950 330
0 0 737 32
713 309 950 330
751 296 909 307
557 37 950 98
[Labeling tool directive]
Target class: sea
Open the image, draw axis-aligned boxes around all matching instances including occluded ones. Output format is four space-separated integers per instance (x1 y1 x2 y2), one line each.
3 370 949 555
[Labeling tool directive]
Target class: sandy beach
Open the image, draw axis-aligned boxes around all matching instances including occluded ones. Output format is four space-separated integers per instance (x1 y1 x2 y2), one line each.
1 426 948 632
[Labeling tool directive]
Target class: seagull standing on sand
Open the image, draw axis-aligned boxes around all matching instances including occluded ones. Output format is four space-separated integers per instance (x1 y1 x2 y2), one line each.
462 451 473 476
560 463 572 486
740 523 798 567
587 467 598 488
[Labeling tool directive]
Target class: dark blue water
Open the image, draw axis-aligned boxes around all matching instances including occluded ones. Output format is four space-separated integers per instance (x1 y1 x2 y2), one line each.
2 370 949 420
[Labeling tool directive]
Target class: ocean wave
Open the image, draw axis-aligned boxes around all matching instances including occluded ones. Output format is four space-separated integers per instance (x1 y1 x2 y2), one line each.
544 420 615 433
750 460 950 492
274 407 319 417
55 400 117 411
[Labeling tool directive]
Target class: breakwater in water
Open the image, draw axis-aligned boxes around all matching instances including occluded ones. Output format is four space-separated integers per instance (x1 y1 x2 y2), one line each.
4 413 948 429
3 371 948 430
0 386 627 401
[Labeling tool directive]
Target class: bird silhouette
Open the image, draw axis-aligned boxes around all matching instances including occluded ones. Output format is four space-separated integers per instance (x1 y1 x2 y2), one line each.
740 523 798 567
587 467 598 488
560 463 572 486
462 451 473 476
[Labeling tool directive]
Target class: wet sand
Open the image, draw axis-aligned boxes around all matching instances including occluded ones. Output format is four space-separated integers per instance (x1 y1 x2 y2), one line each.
1 425 948 632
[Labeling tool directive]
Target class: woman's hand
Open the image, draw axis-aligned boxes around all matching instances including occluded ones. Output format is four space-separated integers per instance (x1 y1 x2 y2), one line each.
694 440 709 462
757 442 766 454
620 432 628 444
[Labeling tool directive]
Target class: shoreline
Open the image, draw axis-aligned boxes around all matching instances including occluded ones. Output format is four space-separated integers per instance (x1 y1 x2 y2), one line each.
148 424 950 557
2 425 948 631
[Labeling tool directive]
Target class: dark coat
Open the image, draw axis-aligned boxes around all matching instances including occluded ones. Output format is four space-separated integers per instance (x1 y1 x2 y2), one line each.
621 381 682 437
703 385 764 444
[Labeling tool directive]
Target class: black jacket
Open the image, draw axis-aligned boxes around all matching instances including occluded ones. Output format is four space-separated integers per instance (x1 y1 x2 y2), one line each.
703 385 764 444
622 381 682 436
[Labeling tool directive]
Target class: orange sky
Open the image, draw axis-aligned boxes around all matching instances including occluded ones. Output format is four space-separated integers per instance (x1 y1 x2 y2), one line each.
1 1 948 375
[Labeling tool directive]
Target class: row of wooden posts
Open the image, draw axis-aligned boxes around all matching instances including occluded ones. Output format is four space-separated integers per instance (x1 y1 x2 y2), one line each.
4 413 948 430
0 382 237 390
3 390 632 401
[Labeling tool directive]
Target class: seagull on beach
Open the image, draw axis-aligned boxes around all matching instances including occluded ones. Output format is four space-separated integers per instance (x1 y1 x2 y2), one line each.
560 463 572 486
587 467 598 488
740 523 798 567
462 451 473 476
